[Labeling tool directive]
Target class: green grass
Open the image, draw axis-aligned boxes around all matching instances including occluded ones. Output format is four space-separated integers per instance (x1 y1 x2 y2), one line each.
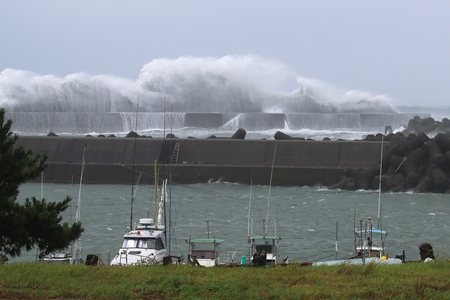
2 262 450 299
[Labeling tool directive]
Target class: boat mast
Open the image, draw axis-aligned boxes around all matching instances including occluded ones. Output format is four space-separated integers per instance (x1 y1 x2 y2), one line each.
169 105 173 255
157 179 166 226
265 145 277 235
130 98 139 230
163 97 167 246
247 180 253 240
41 172 44 200
377 115 385 229
73 144 86 264
353 203 356 253
154 160 158 223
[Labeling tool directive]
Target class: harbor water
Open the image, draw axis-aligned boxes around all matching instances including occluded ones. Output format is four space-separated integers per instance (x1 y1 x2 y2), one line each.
11 181 450 264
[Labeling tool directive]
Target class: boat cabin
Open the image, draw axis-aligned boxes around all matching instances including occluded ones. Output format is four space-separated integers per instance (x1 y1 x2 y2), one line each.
186 238 224 267
354 218 387 258
249 235 280 266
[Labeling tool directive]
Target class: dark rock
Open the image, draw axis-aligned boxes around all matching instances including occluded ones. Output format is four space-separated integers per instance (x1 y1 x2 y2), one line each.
432 167 450 193
382 143 405 171
405 172 419 189
344 168 370 190
424 141 445 165
126 131 140 138
385 173 405 191
231 128 246 139
409 176 433 193
328 175 349 190
274 131 292 140
434 133 450 153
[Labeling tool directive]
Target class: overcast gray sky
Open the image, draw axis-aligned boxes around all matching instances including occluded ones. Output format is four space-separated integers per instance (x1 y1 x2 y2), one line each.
1 1 449 107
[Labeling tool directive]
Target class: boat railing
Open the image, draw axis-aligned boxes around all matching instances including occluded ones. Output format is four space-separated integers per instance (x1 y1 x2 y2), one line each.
227 251 237 264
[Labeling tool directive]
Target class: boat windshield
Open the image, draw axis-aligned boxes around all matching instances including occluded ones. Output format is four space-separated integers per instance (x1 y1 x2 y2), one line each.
191 250 216 259
255 245 273 254
121 238 165 250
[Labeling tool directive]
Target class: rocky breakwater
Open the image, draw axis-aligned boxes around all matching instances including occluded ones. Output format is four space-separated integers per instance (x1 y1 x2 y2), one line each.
329 116 450 193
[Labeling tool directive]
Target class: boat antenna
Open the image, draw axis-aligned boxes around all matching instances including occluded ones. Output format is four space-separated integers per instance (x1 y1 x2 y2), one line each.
247 180 253 240
130 97 139 230
335 222 338 260
377 115 385 230
41 172 44 200
274 215 277 239
163 97 166 139
168 104 173 254
265 144 277 235
162 97 167 247
154 160 158 223
74 144 86 264
354 203 357 253
380 204 384 252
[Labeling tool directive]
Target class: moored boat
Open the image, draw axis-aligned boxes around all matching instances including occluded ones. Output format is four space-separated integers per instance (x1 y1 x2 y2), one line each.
352 217 387 259
249 232 281 266
111 164 169 266
186 237 223 267
186 221 223 267
110 218 167 266
38 252 73 264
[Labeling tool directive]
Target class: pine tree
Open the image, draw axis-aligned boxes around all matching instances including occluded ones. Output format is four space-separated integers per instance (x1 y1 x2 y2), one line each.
0 108 83 262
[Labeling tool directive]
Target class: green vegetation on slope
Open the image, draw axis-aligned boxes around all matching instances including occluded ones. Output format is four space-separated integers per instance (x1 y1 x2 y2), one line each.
1 262 450 299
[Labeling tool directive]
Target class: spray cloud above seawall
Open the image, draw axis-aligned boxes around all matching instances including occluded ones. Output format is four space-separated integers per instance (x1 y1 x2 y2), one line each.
0 55 396 114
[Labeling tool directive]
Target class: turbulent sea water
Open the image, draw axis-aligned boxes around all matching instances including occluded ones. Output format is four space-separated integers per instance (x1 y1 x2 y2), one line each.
11 178 450 264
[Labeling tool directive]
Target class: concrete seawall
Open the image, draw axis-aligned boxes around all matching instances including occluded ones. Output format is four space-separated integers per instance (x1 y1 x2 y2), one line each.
16 136 385 186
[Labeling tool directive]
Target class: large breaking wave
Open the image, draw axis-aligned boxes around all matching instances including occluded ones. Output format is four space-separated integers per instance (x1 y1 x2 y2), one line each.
0 55 397 114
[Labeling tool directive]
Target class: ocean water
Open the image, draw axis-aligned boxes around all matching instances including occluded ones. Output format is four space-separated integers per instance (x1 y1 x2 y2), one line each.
11 181 450 264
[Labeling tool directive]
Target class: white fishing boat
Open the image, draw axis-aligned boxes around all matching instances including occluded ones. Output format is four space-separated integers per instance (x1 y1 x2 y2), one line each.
247 146 284 267
314 132 402 266
38 145 86 265
312 217 402 266
110 174 169 266
186 221 223 267
249 233 281 266
353 217 387 259
110 218 167 266
352 131 389 260
248 214 282 266
38 252 73 264
186 237 223 267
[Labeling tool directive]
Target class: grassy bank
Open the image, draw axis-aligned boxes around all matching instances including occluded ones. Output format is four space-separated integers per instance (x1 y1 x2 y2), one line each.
1 262 450 299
